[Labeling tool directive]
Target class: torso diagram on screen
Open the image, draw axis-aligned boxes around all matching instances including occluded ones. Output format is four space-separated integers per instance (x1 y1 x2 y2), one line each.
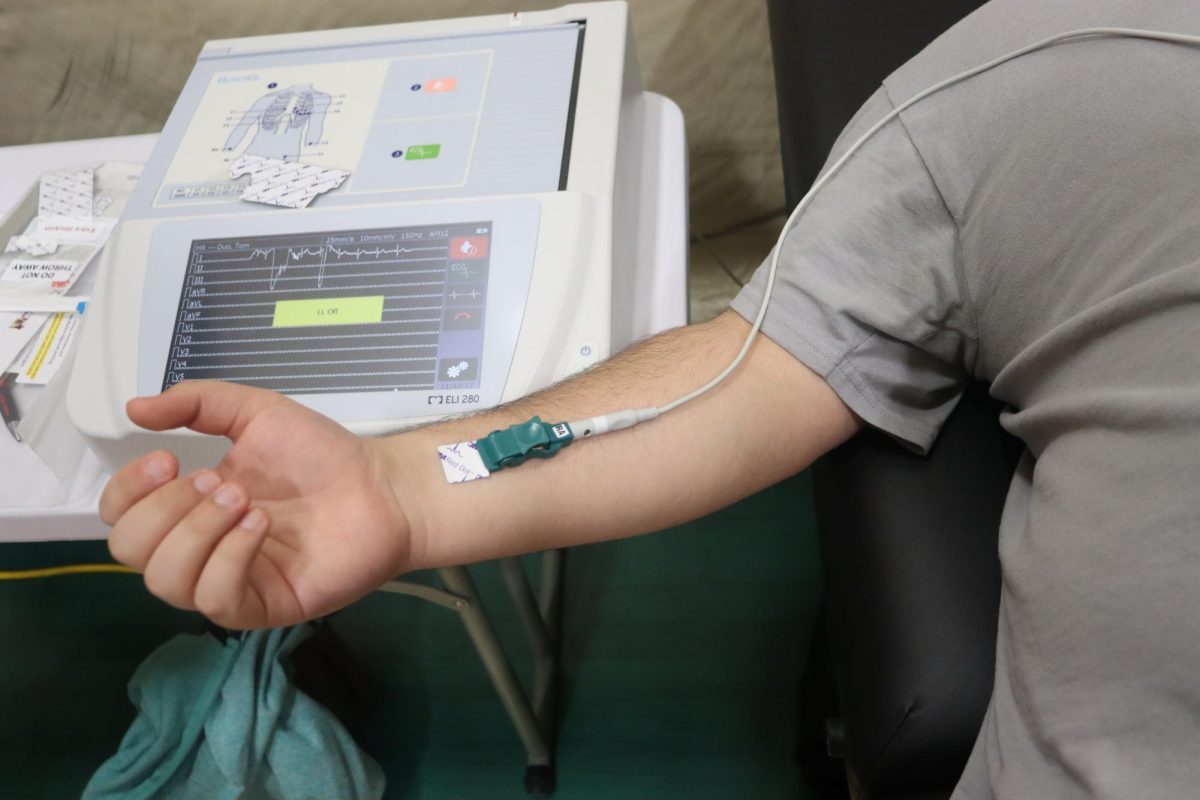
156 54 503 207
158 60 389 202
223 84 334 161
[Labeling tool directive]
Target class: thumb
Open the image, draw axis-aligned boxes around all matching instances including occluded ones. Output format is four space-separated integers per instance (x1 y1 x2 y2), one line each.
127 380 283 440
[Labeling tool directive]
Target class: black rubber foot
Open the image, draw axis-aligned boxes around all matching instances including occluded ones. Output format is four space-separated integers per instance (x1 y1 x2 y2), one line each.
524 765 556 797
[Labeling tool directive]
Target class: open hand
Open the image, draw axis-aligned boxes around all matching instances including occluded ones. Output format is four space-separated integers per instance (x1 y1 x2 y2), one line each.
101 381 409 630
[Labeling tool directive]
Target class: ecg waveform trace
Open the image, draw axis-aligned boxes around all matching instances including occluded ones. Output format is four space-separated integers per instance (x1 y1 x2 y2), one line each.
229 243 449 289
163 222 492 395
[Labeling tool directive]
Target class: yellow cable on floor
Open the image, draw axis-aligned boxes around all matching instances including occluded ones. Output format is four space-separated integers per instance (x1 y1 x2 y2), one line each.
0 563 137 581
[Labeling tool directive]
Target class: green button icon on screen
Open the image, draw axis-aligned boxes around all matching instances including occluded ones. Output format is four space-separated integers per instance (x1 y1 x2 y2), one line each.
273 296 384 328
405 144 441 160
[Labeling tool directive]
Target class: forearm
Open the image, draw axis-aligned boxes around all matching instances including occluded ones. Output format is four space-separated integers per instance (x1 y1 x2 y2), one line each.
375 310 861 572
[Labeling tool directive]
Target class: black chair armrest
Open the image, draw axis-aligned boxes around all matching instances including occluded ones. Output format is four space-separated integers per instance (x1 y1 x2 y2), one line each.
813 382 1014 794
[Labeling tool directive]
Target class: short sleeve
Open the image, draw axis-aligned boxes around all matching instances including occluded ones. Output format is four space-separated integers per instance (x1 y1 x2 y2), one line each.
731 87 976 453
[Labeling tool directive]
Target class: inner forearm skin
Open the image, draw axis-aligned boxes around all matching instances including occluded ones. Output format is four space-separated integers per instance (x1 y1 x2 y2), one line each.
374 310 861 573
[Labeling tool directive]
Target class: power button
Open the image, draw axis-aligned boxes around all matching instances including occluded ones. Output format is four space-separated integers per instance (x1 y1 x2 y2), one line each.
567 340 599 375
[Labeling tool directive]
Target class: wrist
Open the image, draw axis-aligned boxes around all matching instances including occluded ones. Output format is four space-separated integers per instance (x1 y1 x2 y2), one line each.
365 432 435 575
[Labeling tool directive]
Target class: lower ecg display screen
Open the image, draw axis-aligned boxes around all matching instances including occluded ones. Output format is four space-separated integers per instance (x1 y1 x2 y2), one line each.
163 223 491 394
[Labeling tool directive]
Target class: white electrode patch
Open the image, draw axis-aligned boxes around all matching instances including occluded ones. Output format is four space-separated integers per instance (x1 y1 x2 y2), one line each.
5 235 59 257
39 168 94 219
230 155 349 209
437 440 491 484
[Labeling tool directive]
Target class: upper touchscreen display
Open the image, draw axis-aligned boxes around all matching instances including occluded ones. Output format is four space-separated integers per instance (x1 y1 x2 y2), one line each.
138 22 584 216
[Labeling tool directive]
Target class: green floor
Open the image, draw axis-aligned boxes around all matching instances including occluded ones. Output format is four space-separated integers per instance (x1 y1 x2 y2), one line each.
0 473 823 799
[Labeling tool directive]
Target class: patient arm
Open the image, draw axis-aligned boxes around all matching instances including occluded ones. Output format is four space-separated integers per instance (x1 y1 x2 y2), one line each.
383 310 862 570
102 310 860 629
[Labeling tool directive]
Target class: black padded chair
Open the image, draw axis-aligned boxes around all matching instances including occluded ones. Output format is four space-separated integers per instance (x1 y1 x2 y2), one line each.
763 2 1019 798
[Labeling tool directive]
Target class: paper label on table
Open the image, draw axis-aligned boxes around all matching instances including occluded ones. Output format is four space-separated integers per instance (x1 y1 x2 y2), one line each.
0 225 98 312
437 440 491 484
1 258 87 294
0 312 48 373
15 311 80 385
5 234 59 257
230 155 349 209
39 168 94 219
35 215 115 246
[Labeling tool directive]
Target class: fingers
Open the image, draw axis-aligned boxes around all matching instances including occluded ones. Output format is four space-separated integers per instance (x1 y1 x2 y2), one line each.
141 475 254 610
106 462 272 625
193 509 270 629
107 468 215 569
127 380 282 439
100 450 178 526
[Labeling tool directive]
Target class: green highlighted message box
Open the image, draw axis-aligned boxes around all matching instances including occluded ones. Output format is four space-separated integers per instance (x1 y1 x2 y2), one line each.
406 144 441 160
272 296 384 328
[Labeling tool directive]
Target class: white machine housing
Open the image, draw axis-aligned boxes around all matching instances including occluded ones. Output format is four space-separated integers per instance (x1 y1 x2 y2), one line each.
68 2 671 471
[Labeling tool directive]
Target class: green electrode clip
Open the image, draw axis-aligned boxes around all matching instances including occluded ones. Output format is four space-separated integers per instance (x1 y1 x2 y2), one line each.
475 416 575 473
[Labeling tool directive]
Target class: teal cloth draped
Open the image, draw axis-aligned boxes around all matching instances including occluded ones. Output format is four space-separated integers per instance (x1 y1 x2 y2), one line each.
83 625 384 800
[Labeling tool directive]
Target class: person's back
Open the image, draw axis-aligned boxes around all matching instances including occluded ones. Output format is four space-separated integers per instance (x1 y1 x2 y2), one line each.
733 1 1200 795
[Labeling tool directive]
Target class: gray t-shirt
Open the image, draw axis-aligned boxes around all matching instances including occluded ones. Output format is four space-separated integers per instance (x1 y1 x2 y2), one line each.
731 1 1200 796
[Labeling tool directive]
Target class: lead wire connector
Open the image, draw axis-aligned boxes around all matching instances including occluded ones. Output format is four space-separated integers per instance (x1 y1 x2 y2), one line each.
437 408 658 483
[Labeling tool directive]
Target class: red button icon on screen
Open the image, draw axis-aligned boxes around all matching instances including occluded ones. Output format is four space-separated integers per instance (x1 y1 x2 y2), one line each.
450 236 489 259
425 78 458 93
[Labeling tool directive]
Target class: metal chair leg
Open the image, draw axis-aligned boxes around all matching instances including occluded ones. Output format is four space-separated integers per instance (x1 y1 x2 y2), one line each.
437 564 561 797
379 558 565 797
498 549 565 796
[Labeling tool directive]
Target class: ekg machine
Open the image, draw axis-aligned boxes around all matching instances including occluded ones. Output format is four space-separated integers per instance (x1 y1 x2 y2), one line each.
67 1 682 470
